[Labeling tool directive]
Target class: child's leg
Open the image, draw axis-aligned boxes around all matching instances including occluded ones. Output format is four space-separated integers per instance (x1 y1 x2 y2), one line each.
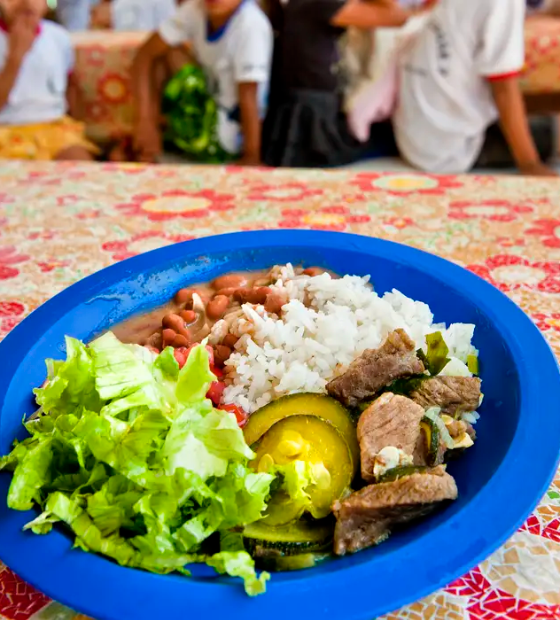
54 145 95 161
475 117 556 168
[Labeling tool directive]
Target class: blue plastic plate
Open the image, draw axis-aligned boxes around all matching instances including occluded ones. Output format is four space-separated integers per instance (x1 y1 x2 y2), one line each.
1 230 560 620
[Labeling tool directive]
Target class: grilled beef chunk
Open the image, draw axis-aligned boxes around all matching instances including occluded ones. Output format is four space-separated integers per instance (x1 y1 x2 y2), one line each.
332 467 458 555
410 376 481 416
326 329 425 407
358 393 425 481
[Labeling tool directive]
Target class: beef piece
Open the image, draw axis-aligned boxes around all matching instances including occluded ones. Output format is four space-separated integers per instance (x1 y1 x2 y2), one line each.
326 329 425 407
332 467 458 555
358 393 425 481
410 376 481 416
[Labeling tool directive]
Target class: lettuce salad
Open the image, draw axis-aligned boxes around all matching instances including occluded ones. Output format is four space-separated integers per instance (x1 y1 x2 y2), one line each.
0 333 276 595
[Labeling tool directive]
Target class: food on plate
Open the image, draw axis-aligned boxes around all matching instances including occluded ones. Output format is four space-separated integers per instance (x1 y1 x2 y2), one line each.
333 466 458 555
357 393 425 482
326 329 426 407
0 263 482 594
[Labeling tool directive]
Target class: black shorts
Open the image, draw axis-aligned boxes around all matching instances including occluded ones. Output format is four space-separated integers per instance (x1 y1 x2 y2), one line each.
475 116 557 169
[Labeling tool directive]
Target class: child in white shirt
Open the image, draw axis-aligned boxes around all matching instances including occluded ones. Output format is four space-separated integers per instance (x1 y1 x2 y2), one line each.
132 0 273 164
394 0 556 175
0 0 97 159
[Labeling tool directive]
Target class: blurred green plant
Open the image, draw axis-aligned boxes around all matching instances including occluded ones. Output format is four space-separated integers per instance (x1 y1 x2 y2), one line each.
163 64 233 164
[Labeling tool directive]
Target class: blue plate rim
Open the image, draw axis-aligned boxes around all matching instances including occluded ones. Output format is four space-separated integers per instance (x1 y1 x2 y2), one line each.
1 230 559 620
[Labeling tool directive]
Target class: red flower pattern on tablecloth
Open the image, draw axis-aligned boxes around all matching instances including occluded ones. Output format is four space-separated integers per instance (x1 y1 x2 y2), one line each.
526 218 560 248
77 209 102 220
102 162 150 174
496 236 525 248
383 216 415 230
449 199 534 222
116 189 235 221
468 255 560 293
0 301 25 336
98 72 129 104
248 183 323 202
278 206 370 231
0 246 30 280
37 259 71 273
0 566 49 620
351 173 463 195
102 231 194 261
533 312 560 332
82 44 105 67
27 230 56 241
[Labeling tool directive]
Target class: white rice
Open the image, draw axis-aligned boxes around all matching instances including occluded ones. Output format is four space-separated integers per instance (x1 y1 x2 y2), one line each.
217 264 478 413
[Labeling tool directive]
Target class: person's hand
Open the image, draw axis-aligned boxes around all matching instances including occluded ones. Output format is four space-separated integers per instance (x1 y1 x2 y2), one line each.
519 162 559 177
133 121 162 163
8 14 37 63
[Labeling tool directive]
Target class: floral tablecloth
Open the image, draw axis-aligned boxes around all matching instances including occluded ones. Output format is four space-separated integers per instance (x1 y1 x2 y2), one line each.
71 18 560 144
71 31 148 144
523 16 560 94
1 161 560 620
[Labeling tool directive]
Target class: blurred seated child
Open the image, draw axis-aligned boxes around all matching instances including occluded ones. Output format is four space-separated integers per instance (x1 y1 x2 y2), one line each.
56 0 99 31
132 0 273 164
0 0 97 160
394 0 556 175
91 0 177 31
263 0 418 168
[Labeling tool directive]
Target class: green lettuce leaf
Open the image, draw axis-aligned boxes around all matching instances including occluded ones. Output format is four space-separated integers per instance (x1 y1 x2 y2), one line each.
1 338 271 595
207 551 270 597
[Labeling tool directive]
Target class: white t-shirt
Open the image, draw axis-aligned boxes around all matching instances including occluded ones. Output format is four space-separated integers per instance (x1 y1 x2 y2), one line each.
0 21 73 125
159 0 273 154
394 0 526 173
113 0 177 31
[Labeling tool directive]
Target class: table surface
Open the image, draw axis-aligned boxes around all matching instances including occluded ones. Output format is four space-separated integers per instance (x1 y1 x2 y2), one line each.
0 162 559 620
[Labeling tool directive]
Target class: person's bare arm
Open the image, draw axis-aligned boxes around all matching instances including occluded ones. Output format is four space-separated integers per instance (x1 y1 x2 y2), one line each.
237 82 262 165
66 72 85 120
0 15 36 111
332 0 413 29
131 32 171 161
490 76 557 176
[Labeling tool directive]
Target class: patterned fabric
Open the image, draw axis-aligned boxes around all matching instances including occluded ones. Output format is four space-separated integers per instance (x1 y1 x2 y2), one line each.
1 162 560 620
522 16 560 94
70 31 148 143
0 117 98 161
72 19 560 145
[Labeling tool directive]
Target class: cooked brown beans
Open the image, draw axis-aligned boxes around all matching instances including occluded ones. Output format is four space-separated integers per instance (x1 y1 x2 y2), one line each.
180 310 196 324
234 287 272 305
264 293 285 315
162 313 189 337
172 334 190 348
162 328 177 347
175 288 194 305
207 295 230 320
222 334 239 349
215 287 237 297
303 267 324 277
212 274 248 291
214 344 232 367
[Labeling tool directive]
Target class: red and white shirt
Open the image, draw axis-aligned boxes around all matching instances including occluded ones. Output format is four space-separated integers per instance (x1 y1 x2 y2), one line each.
394 0 526 173
0 20 74 125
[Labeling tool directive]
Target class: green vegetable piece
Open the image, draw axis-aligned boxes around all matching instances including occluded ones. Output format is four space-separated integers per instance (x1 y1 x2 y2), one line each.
467 354 479 375
422 332 451 376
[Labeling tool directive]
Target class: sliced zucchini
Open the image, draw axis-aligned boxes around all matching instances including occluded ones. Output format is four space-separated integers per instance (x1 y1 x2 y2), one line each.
244 393 359 473
252 415 353 521
243 519 334 557
258 552 329 572
377 465 428 484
